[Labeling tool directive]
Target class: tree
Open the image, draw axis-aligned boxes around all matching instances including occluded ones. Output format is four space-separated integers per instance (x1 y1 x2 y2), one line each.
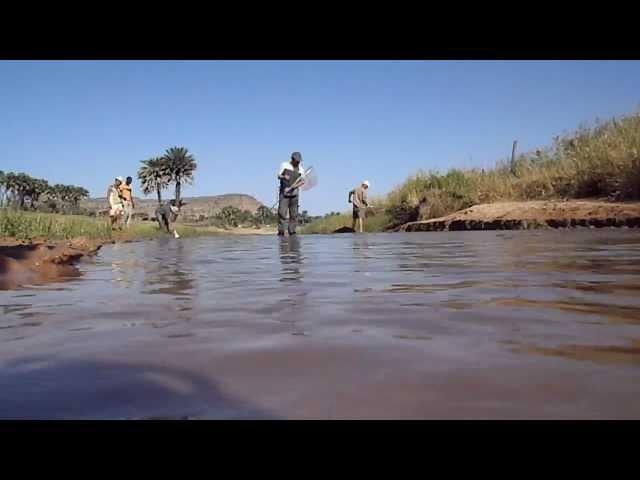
218 206 241 227
69 186 89 210
7 172 32 209
27 178 50 210
0 170 6 207
0 170 89 213
138 157 170 205
255 205 277 225
162 146 197 204
46 184 66 212
43 183 87 213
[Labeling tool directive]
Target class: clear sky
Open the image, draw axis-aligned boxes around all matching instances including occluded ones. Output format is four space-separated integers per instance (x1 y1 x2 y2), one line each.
1 60 639 215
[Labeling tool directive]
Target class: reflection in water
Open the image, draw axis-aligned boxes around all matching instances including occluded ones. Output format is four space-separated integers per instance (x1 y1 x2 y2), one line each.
491 298 640 325
352 236 371 274
109 243 143 289
277 236 310 330
279 236 303 283
142 240 194 298
139 239 195 316
503 232 640 275
513 339 640 366
2 230 640 419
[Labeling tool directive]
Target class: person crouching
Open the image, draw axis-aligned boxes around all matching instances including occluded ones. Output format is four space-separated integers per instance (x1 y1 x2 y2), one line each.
155 199 185 238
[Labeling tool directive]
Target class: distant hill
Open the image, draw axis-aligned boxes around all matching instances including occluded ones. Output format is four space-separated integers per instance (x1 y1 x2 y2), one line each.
82 193 265 221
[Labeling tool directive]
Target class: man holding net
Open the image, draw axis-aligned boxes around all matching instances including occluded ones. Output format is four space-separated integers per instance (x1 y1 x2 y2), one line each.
277 151 306 236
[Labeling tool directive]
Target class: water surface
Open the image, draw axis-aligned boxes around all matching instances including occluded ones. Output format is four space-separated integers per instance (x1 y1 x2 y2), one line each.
1 230 640 419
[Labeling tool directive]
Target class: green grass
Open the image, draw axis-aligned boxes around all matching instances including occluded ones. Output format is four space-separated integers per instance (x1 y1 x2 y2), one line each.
383 110 640 225
0 209 211 242
301 209 390 234
304 110 640 233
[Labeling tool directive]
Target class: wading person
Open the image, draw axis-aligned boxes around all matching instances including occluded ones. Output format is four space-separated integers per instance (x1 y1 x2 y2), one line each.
119 176 135 228
107 176 124 230
277 151 306 236
348 180 370 233
155 199 184 238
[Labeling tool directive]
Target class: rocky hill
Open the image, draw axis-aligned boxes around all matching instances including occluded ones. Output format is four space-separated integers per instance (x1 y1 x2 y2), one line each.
82 193 265 222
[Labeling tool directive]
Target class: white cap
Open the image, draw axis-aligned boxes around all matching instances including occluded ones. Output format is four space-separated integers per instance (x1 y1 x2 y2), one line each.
363 180 370 187
115 176 124 182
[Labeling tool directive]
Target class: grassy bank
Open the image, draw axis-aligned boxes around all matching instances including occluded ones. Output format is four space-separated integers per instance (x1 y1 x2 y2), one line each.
303 110 640 233
300 209 390 234
0 210 208 242
384 111 640 225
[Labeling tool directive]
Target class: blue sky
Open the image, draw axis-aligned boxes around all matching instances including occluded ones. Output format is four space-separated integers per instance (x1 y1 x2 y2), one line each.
1 60 639 215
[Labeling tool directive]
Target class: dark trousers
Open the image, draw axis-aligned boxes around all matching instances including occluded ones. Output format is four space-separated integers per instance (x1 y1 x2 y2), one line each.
278 194 299 235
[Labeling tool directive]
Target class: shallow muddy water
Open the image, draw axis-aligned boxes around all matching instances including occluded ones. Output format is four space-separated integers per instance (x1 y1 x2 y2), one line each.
1 230 640 419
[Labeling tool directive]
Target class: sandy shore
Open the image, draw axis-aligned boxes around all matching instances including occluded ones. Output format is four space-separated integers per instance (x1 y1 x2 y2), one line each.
399 200 640 232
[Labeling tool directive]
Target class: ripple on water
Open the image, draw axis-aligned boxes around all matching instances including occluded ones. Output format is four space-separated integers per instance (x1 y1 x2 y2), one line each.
1 231 640 418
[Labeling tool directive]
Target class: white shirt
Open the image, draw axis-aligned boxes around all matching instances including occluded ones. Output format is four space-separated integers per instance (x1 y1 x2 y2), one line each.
277 161 306 177
107 185 122 207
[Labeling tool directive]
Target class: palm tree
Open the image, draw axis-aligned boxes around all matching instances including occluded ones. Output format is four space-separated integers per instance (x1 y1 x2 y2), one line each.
69 186 89 210
255 205 274 225
27 178 50 210
3 172 18 207
162 146 197 204
0 170 6 207
218 206 241 227
11 173 32 209
46 184 62 212
48 183 72 213
138 157 170 205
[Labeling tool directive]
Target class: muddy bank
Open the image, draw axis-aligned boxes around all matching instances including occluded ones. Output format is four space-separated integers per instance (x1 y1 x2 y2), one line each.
398 200 640 232
0 237 102 289
0 224 277 289
333 226 355 233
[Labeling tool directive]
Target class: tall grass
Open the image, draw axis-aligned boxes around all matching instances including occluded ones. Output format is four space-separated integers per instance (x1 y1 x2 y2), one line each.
384 111 640 224
301 210 390 234
0 210 207 241
0 210 112 240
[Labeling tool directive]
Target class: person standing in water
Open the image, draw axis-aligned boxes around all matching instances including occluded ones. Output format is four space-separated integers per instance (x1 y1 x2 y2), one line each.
119 176 135 228
107 176 124 230
277 151 306 236
348 180 370 233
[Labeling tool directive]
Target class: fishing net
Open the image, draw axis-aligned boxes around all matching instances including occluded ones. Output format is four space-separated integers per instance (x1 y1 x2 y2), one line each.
270 165 319 210
297 165 318 191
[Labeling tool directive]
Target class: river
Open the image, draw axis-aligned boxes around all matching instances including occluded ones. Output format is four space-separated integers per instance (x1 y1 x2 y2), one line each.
1 230 639 419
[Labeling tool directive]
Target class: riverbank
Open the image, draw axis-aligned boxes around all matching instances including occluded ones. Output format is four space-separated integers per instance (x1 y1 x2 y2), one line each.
375 111 640 228
0 237 101 289
0 210 278 289
300 211 390 234
398 200 640 232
